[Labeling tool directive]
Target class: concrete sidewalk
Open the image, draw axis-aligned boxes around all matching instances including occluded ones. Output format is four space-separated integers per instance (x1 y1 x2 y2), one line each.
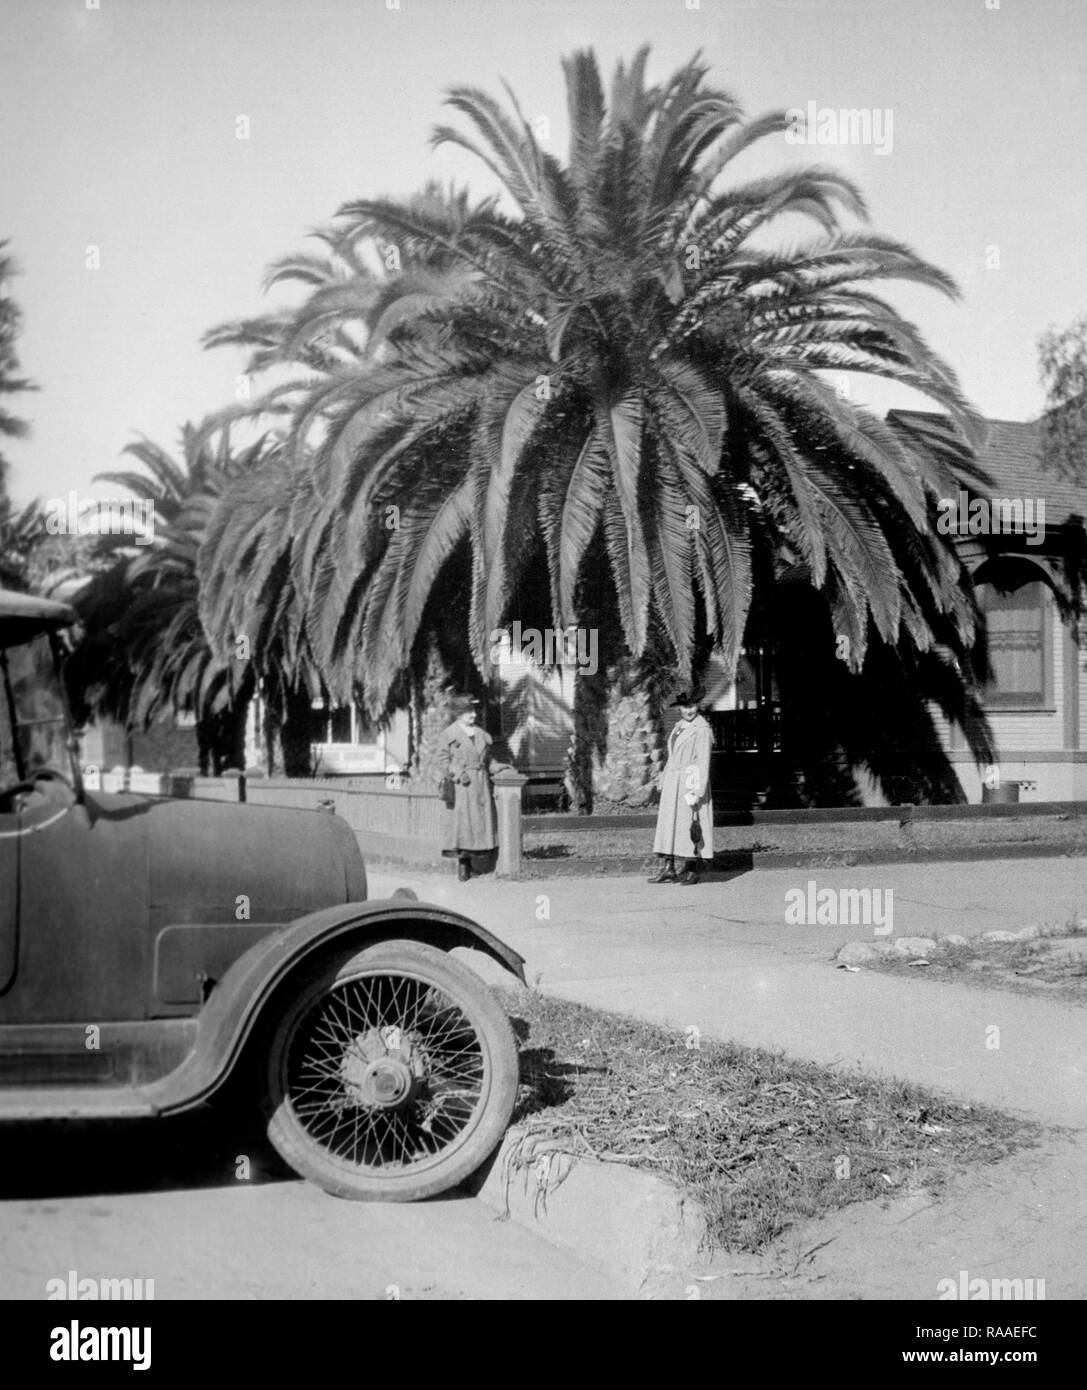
372 855 1087 1126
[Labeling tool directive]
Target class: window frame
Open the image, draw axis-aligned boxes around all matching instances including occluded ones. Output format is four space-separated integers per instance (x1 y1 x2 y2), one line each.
313 701 378 748
977 577 1053 713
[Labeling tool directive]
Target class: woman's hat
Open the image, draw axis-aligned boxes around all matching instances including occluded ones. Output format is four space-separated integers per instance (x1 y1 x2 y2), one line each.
670 687 705 707
450 693 481 715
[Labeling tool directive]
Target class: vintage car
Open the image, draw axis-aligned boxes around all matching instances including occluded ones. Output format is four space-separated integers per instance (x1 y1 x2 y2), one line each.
0 587 524 1200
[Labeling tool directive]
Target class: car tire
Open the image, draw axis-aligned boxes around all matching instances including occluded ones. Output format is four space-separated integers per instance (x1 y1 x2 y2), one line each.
263 939 519 1201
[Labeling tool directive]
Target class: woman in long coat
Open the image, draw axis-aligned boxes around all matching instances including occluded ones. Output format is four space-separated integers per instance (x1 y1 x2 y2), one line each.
649 689 714 885
435 696 512 881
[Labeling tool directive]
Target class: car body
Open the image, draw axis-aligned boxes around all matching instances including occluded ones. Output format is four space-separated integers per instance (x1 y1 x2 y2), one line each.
0 588 524 1199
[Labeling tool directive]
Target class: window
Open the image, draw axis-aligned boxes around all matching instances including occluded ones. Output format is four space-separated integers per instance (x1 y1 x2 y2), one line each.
0 635 70 784
0 659 14 788
328 705 353 744
978 579 1049 709
316 704 376 747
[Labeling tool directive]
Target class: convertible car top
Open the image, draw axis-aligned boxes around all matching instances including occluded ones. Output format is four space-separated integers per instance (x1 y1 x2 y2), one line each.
0 588 77 645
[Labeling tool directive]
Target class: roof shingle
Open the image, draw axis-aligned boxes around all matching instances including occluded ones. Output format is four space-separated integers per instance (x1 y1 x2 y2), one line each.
887 409 1087 526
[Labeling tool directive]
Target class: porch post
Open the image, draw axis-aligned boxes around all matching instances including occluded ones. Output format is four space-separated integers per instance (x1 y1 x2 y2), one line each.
1063 618 1080 750
757 646 775 755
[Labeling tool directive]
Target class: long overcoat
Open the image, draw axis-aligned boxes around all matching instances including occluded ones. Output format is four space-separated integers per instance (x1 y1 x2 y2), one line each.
435 722 509 854
653 714 714 860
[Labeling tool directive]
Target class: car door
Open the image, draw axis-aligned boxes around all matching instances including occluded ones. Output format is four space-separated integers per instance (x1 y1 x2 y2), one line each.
9 787 151 1025
1 684 20 994
0 814 16 994
0 787 155 1092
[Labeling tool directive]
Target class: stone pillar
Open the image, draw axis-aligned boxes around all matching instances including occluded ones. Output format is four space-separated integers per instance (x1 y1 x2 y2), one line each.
222 767 245 803
244 698 263 772
492 770 527 879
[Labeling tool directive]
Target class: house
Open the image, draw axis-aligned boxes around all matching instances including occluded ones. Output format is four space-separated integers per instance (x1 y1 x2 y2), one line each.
888 410 1087 803
80 700 410 782
306 699 409 777
79 715 200 777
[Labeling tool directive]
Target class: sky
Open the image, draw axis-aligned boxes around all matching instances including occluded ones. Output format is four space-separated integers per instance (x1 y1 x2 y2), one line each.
1 0 1085 507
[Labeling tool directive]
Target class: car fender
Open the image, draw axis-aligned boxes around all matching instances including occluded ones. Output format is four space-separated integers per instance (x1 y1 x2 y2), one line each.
142 899 526 1115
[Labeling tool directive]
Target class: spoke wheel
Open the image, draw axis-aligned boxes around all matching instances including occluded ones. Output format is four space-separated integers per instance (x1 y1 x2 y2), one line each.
264 940 519 1201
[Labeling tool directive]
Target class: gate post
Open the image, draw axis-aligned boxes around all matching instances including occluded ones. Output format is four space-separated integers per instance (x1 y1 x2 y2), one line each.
492 770 527 879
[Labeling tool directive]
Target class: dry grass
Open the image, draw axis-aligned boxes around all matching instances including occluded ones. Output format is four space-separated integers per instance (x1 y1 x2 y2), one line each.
496 987 1039 1253
869 920 1087 1003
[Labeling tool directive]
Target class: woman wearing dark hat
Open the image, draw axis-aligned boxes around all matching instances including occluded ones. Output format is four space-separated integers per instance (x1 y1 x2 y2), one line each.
648 689 714 885
436 695 513 881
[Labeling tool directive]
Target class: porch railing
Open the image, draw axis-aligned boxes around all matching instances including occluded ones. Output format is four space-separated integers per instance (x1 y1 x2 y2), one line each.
707 706 782 754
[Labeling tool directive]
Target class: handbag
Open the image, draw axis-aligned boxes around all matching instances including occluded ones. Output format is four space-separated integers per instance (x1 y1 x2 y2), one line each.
689 809 703 849
439 775 456 809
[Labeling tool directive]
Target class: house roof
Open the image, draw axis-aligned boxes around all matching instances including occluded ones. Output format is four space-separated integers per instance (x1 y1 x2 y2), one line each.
887 409 1087 527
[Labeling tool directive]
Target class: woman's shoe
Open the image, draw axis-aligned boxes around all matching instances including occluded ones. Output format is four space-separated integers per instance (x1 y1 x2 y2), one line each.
677 861 701 885
457 858 472 882
648 857 677 883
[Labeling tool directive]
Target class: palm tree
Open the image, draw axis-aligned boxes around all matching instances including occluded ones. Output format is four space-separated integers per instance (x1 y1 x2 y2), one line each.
0 241 37 511
0 497 45 589
0 495 97 596
1038 314 1087 485
200 184 494 781
195 443 339 775
66 426 271 773
202 49 994 807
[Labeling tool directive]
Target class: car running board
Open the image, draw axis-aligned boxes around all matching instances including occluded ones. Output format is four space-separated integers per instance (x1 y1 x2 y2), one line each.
0 1088 157 1120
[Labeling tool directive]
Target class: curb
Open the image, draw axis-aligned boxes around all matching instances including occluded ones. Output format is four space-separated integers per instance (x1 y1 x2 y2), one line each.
516 838 1087 878
751 840 1087 870
361 837 1087 880
473 1129 706 1296
524 799 1087 832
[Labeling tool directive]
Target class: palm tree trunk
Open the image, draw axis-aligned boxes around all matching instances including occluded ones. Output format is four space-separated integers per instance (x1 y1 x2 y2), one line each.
278 683 316 778
197 673 253 774
591 654 666 808
410 642 454 790
564 661 607 814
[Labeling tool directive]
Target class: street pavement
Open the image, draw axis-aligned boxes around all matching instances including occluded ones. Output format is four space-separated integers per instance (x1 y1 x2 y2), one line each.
0 1112 626 1301
0 1180 624 1301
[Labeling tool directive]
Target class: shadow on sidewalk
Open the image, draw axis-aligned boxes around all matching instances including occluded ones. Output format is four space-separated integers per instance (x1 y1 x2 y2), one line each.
521 849 756 880
0 1109 293 1200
